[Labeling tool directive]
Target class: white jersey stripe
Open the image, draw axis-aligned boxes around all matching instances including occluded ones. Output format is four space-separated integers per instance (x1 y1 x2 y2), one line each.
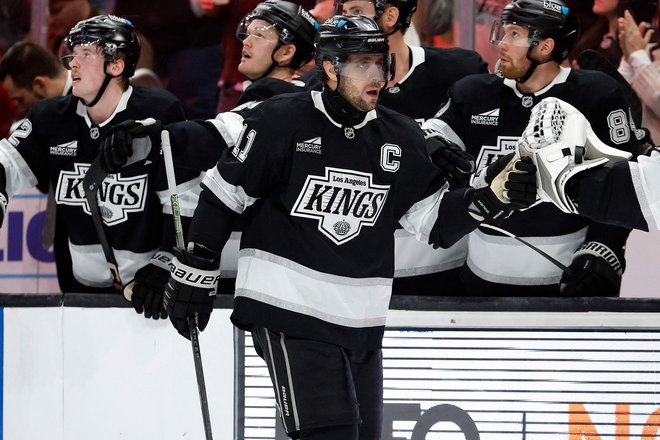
466 227 588 285
202 166 258 214
394 230 467 277
235 249 391 328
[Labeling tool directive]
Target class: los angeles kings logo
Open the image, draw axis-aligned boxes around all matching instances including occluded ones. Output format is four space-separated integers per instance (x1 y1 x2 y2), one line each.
56 163 148 226
291 167 390 245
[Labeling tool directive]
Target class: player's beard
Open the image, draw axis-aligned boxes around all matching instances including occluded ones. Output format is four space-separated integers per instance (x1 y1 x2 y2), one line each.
499 56 532 81
337 77 378 112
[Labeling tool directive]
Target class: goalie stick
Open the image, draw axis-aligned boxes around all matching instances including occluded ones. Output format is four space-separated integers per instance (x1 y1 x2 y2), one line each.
161 130 214 440
82 118 159 294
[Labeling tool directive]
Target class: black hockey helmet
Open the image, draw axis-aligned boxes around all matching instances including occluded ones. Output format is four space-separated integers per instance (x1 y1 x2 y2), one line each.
496 0 578 62
62 15 140 77
334 0 417 30
315 15 392 82
237 0 319 70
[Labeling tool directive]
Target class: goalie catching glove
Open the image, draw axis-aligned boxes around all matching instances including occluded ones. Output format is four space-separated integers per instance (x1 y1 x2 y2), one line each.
163 247 220 340
99 118 162 172
516 97 632 214
559 241 624 297
466 152 537 224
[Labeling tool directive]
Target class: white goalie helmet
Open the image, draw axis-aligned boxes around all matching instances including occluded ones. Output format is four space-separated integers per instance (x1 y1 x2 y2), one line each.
516 97 632 214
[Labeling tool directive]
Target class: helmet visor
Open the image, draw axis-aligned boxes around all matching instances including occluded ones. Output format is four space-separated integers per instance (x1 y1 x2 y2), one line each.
489 20 533 47
236 17 280 45
59 39 104 69
335 52 391 84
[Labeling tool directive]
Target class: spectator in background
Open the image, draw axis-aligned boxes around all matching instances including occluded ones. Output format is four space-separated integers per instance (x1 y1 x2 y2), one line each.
113 0 223 119
618 7 660 143
0 0 30 54
572 0 658 67
0 42 72 120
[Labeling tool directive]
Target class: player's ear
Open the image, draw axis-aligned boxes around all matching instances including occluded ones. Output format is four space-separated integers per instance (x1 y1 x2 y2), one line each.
538 37 555 58
276 43 296 66
379 5 399 33
323 59 337 82
107 57 126 77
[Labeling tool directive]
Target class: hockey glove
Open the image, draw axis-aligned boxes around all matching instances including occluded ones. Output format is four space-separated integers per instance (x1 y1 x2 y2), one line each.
516 97 631 213
99 118 161 173
163 247 220 340
559 242 624 297
123 251 173 320
424 128 475 188
466 153 537 223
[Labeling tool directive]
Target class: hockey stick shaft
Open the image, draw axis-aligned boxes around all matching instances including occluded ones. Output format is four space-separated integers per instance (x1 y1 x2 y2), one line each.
479 223 574 276
83 156 123 294
160 130 214 440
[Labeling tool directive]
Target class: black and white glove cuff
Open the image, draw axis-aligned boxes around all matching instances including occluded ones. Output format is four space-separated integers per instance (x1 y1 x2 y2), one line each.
171 257 221 290
573 241 623 276
150 251 174 272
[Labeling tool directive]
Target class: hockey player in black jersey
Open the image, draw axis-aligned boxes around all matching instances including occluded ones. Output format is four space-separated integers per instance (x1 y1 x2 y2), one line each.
423 0 640 296
334 0 489 296
0 15 186 318
101 1 318 292
161 15 536 440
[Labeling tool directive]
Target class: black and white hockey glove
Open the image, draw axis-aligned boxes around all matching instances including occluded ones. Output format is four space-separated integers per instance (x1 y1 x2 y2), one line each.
99 118 161 173
559 242 624 297
163 247 220 340
424 128 475 188
466 153 537 223
123 251 173 320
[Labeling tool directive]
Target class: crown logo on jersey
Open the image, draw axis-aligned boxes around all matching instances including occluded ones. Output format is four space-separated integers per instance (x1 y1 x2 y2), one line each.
55 163 148 226
291 167 390 245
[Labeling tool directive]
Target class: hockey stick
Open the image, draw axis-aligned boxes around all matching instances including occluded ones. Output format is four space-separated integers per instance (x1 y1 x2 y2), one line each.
479 223 574 276
83 118 160 294
83 154 123 294
161 130 214 440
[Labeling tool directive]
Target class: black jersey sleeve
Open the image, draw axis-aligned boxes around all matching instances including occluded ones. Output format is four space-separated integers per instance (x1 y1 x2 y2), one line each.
0 113 48 195
573 161 648 231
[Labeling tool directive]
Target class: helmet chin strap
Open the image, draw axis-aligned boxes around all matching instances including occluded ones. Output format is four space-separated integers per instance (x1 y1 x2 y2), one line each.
83 62 121 107
516 45 553 84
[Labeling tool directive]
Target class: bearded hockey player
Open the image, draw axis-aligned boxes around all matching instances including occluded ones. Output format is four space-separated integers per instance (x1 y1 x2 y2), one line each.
160 15 536 440
333 0 489 295
0 15 185 318
423 0 640 296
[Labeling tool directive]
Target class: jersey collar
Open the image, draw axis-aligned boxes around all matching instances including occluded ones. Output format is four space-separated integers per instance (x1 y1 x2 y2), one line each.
76 86 134 129
503 66 571 97
311 91 378 129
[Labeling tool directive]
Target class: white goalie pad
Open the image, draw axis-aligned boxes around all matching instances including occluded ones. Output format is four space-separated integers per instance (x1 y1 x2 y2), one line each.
516 97 632 214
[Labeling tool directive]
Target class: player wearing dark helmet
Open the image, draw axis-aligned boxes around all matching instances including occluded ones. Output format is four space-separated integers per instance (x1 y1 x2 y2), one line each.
423 0 640 297
333 0 488 297
98 1 319 294
0 15 186 318
60 14 141 107
157 14 534 440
